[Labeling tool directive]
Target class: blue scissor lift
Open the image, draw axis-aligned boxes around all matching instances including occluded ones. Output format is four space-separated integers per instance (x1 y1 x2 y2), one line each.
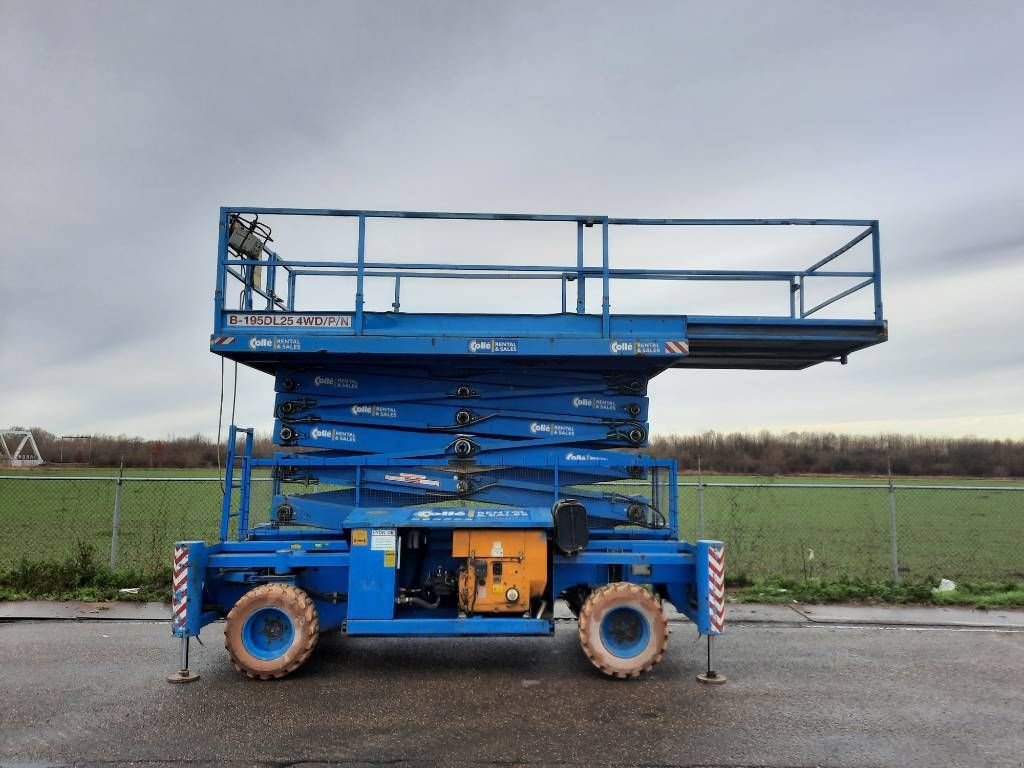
169 208 886 683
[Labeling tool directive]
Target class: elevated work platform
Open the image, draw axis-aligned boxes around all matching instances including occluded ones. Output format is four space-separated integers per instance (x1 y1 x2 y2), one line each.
208 207 889 535
211 209 887 375
165 206 886 679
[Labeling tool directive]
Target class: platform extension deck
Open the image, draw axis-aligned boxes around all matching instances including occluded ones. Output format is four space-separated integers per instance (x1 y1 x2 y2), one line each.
211 208 886 375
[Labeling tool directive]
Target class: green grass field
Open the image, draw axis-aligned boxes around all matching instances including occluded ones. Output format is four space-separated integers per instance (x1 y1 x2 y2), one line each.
690 481 1022 583
0 468 1020 583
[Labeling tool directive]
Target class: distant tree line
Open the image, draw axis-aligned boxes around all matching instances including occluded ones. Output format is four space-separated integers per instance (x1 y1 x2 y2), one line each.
17 428 278 469
8 427 1023 477
649 431 1024 478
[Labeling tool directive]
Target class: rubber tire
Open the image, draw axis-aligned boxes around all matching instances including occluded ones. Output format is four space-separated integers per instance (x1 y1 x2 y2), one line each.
578 582 669 679
224 583 319 680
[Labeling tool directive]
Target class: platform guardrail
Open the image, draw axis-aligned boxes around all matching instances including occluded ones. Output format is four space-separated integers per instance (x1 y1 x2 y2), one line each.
215 209 884 338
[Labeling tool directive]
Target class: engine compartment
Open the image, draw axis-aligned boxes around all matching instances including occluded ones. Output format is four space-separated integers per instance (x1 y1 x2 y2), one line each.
392 528 550 618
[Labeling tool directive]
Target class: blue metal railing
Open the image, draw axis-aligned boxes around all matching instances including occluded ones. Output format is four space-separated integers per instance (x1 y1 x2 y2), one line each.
215 208 883 337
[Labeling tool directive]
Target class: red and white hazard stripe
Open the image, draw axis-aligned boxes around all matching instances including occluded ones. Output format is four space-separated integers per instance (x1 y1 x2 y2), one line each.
664 340 689 354
707 544 725 635
212 336 235 345
171 545 189 631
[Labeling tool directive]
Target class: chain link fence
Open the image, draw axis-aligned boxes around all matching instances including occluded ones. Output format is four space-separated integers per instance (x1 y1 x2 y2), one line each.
0 475 1021 583
686 482 1023 583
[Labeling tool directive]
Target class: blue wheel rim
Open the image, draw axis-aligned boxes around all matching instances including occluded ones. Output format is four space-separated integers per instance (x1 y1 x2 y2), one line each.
600 606 650 659
241 607 295 660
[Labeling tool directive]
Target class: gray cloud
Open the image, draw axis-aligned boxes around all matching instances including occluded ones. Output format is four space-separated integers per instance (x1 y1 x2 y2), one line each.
2 1 1022 439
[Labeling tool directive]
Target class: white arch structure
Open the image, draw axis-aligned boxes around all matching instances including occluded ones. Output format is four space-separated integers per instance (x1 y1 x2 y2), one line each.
1 430 44 467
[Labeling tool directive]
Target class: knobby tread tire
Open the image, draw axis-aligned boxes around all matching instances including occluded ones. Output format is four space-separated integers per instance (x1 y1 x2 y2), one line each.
577 581 669 679
224 583 320 680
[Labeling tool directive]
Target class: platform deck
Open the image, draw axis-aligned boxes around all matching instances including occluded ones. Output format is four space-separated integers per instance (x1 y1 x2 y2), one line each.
212 208 887 375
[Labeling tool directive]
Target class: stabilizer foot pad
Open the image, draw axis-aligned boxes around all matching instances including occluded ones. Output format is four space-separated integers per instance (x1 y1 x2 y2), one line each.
167 670 200 684
696 672 728 685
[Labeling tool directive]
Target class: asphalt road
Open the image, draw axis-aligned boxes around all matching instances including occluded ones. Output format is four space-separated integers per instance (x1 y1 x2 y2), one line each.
1 620 1022 767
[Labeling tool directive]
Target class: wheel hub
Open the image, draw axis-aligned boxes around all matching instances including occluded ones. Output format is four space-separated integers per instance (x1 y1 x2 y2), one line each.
241 606 296 661
599 605 652 659
607 611 643 645
261 617 285 641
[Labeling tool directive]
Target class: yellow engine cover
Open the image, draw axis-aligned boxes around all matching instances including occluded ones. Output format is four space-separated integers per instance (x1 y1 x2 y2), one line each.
452 529 548 614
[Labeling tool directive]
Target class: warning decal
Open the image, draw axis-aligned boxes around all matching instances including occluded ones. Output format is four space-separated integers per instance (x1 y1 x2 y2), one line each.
370 528 397 551
352 530 368 546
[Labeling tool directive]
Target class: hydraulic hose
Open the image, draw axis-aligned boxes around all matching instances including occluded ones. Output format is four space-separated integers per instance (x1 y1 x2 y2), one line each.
398 596 441 610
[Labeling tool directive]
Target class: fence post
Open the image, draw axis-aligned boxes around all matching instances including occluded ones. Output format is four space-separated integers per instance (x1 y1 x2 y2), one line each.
888 474 900 584
110 461 124 570
696 456 705 539
697 483 705 539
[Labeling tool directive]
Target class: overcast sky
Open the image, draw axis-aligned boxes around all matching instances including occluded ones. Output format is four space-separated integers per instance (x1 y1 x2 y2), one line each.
2 1 1022 442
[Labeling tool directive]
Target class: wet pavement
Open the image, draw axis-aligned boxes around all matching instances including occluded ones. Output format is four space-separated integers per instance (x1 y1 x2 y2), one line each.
1 618 1022 767
5 600 1023 628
